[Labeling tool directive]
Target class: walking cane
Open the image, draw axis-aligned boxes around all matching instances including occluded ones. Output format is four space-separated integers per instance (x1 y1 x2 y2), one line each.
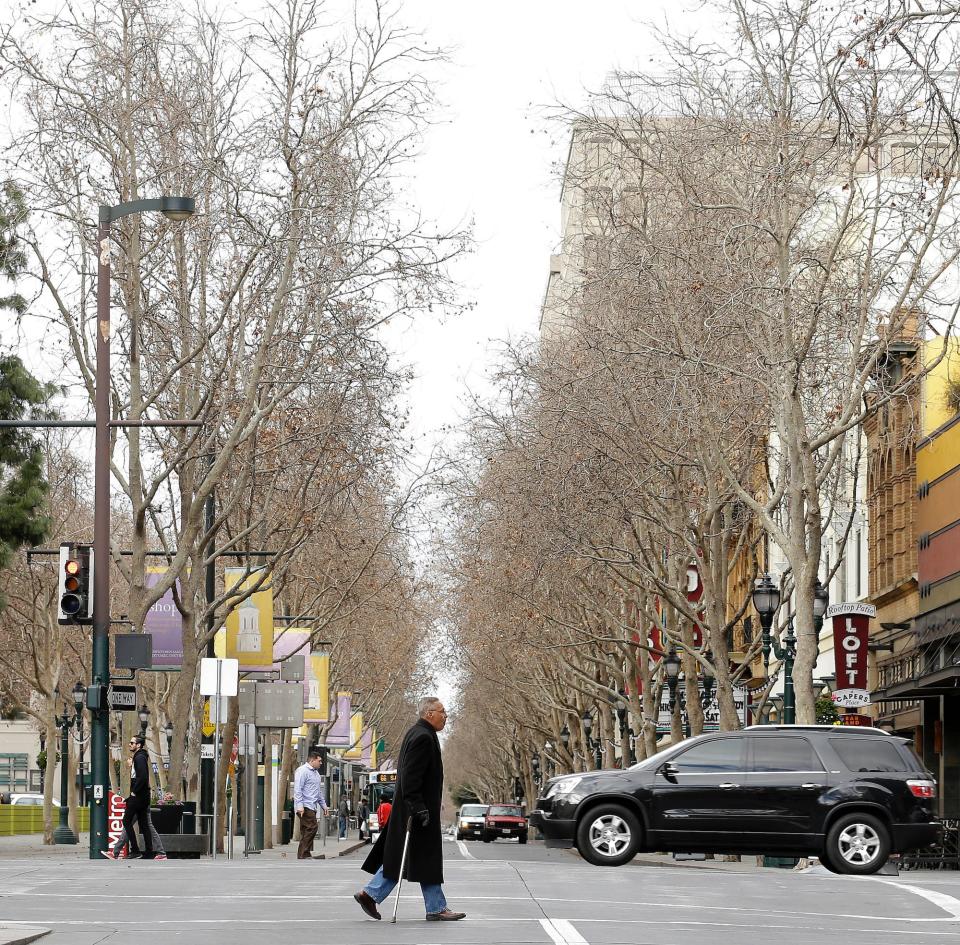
391 816 414 924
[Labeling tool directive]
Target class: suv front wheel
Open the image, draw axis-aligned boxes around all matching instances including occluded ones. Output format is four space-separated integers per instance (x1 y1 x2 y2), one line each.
576 803 641 866
823 812 891 875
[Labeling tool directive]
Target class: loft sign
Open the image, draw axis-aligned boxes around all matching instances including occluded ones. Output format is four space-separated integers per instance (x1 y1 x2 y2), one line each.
826 602 875 708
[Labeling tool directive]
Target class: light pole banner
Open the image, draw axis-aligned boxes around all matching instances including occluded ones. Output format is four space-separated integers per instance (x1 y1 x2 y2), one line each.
304 651 330 723
827 602 875 708
145 567 183 670
362 728 376 767
223 568 274 668
324 692 352 746
272 629 310 704
344 712 364 759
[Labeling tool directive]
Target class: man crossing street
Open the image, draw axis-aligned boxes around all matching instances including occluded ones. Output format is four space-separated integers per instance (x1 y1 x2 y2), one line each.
354 697 465 922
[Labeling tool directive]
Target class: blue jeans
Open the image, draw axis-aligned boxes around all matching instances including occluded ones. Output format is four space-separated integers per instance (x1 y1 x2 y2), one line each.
339 815 347 838
363 865 447 914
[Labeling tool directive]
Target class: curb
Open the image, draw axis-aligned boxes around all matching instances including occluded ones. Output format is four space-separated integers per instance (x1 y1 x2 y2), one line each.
312 839 367 859
0 927 51 945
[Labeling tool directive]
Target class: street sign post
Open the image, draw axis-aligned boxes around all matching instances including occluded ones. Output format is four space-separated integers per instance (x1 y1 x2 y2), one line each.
199 658 239 860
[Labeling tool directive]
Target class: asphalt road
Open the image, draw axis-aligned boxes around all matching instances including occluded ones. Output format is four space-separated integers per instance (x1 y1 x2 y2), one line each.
1 836 960 945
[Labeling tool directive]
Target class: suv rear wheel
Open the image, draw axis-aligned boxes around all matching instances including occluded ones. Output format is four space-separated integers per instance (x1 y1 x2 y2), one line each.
823 812 891 875
576 803 641 867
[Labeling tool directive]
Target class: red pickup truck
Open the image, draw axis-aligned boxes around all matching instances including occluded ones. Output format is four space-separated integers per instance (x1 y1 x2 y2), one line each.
483 803 528 844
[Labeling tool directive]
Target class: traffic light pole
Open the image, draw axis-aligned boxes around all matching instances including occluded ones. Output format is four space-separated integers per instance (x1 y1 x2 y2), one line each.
89 211 112 858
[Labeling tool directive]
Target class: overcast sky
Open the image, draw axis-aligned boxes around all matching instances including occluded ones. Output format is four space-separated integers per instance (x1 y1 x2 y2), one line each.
383 0 705 460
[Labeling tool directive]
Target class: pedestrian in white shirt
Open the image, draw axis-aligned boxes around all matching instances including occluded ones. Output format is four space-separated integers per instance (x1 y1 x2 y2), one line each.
294 749 330 859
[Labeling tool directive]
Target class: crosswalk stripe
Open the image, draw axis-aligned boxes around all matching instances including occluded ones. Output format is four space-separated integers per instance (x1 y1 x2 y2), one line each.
540 918 589 944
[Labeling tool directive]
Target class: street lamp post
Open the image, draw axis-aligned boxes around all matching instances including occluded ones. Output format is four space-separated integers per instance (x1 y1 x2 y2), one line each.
753 573 782 725
138 704 150 736
71 681 86 807
89 195 195 859
614 691 633 767
754 574 828 726
580 710 602 769
52 685 85 844
663 647 690 738
531 751 541 794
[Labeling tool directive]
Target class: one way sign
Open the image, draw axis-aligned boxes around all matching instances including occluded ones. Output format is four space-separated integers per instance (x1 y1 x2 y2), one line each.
108 684 137 711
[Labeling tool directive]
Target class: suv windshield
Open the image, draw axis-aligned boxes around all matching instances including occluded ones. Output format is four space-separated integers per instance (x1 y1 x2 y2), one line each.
460 805 487 817
488 805 522 816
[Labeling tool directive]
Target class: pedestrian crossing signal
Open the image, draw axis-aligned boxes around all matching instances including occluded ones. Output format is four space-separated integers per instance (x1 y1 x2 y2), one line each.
58 542 93 625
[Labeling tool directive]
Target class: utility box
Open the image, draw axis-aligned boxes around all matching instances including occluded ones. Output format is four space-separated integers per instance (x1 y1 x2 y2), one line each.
238 681 257 723
280 655 305 682
254 683 304 728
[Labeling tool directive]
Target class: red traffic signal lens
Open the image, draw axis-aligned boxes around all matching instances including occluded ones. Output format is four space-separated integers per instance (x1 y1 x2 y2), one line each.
64 576 80 592
65 560 81 575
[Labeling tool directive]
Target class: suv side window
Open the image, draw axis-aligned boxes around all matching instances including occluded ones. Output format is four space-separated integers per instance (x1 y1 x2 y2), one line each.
749 736 824 772
829 738 908 772
671 738 744 773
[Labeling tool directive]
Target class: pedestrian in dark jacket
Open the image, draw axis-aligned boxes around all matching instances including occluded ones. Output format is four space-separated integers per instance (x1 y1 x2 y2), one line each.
358 800 370 842
123 734 154 858
354 698 465 922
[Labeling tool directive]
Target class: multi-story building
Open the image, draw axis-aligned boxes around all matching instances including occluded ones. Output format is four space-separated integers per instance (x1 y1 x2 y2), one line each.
872 338 960 815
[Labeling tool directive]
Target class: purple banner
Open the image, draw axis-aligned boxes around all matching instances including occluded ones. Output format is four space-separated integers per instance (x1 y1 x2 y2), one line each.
324 692 352 746
360 728 373 766
145 569 182 670
272 631 310 706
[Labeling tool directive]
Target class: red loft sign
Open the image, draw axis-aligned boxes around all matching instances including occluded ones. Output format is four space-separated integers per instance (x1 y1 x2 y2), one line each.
827 602 875 708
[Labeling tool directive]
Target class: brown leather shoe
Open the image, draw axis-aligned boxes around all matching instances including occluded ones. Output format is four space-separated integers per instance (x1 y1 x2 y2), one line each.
354 891 381 920
426 909 466 921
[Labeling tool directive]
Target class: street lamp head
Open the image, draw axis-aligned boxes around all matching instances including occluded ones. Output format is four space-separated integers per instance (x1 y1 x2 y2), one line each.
813 578 830 620
164 720 174 739
138 704 150 727
559 724 570 747
752 573 781 619
72 681 86 716
701 650 715 680
160 195 195 221
580 709 593 735
531 752 540 771
663 647 681 680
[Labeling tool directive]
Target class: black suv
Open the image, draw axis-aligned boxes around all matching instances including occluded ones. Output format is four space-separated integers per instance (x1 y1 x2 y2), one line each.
530 726 939 874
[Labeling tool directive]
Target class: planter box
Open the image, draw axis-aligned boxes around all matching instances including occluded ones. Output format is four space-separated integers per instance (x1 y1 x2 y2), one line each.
157 833 206 858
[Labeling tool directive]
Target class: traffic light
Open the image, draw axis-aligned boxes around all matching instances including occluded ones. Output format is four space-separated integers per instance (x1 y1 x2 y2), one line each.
58 542 93 625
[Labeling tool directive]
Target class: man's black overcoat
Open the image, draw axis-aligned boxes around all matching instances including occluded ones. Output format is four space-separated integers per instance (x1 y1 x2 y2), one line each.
361 718 443 884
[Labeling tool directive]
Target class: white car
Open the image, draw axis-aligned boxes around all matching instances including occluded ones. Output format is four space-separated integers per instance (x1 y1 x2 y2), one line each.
7 794 59 806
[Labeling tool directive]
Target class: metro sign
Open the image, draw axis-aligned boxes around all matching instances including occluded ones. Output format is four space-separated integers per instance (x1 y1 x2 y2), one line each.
826 602 875 708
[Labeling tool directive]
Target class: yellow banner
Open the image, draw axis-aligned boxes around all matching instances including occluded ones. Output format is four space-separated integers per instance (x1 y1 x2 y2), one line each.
344 711 364 758
224 568 274 667
369 729 378 769
304 651 330 722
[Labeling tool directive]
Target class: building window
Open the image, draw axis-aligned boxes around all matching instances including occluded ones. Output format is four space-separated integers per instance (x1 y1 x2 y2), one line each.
855 531 862 597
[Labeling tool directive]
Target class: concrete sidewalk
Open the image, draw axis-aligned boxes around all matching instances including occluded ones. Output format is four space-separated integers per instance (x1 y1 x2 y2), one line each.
0 928 49 945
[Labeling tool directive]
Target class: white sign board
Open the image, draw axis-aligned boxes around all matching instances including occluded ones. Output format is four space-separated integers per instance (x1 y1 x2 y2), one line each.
199 657 239 696
657 685 747 734
208 695 231 723
200 744 215 760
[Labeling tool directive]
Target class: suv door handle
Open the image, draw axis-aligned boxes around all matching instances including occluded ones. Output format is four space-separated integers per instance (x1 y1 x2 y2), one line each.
801 783 823 790
718 782 739 790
